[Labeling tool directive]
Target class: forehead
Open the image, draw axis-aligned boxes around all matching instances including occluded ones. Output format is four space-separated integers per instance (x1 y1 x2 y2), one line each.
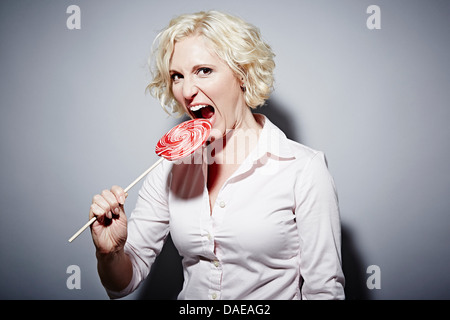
170 35 219 70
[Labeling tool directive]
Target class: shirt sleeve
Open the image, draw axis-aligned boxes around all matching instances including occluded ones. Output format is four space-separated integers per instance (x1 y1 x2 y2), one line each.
294 151 345 300
105 159 172 299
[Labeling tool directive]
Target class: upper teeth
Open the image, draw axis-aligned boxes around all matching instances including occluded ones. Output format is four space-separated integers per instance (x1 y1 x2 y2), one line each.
190 105 208 112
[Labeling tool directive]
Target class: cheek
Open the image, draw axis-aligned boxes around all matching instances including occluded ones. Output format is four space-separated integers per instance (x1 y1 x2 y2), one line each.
171 85 187 111
210 81 242 111
171 85 182 102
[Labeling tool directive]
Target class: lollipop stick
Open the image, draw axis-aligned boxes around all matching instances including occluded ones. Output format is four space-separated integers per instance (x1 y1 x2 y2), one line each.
123 157 164 193
68 157 164 243
68 217 97 244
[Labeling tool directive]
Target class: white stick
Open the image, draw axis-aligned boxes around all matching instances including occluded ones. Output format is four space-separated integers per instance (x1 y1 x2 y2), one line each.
68 157 164 243
68 217 97 243
123 157 164 193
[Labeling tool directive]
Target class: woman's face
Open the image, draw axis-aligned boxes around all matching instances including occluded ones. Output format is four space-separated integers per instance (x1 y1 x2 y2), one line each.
169 34 247 141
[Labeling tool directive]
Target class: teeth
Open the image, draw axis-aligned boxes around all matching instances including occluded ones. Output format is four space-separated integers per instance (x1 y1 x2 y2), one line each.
190 104 208 112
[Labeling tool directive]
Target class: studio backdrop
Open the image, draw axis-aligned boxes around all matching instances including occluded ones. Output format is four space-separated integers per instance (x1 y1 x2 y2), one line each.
0 0 449 299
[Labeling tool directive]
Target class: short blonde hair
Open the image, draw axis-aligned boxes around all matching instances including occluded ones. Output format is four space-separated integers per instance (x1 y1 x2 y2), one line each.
147 10 275 117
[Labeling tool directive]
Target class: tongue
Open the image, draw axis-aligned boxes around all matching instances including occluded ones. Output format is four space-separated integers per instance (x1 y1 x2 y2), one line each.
201 106 214 119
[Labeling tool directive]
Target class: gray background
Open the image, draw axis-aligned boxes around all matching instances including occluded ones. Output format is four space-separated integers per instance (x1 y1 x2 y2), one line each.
1 0 449 300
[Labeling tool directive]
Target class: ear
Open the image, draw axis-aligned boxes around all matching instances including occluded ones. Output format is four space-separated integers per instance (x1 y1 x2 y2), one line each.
237 73 246 92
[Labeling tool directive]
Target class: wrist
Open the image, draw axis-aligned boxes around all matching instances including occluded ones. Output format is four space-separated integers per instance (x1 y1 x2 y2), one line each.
95 246 133 293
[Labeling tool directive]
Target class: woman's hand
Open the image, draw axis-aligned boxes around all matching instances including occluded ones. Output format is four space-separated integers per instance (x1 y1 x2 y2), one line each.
89 185 128 255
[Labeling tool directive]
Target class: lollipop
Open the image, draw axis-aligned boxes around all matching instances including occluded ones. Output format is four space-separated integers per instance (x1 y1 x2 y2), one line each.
155 118 212 160
68 118 211 242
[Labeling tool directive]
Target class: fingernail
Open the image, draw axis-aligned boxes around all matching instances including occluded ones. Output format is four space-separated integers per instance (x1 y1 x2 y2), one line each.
114 207 119 215
119 196 125 205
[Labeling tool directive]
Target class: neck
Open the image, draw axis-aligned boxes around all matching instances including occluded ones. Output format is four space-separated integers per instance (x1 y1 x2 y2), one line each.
206 111 262 166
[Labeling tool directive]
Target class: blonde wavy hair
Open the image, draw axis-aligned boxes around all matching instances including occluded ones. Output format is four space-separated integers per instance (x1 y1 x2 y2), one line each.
146 10 275 117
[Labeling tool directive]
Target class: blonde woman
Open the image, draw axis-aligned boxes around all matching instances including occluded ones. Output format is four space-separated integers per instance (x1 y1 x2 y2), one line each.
89 10 345 300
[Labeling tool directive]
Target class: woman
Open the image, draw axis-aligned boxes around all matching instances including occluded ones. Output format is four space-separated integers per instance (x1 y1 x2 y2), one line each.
89 10 345 300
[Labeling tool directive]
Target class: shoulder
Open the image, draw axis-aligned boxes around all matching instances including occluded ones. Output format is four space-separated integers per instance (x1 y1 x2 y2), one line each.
259 114 321 162
287 139 321 159
285 139 329 172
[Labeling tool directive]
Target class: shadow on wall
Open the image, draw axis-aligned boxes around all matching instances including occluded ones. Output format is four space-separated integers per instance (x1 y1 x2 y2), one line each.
257 98 300 142
341 224 371 300
137 98 369 299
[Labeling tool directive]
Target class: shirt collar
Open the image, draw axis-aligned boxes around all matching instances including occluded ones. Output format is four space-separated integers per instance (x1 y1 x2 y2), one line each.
249 113 297 161
197 114 297 183
197 113 296 176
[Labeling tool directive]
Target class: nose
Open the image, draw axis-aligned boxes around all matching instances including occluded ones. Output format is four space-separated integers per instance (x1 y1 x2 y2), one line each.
182 77 199 101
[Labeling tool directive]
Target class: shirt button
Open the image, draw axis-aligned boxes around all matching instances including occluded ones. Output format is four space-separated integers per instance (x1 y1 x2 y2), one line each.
213 260 220 267
219 201 226 208
207 233 212 241
211 292 217 300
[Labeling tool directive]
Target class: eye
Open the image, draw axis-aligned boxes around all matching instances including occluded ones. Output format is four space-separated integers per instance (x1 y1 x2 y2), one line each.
171 73 183 82
196 67 212 76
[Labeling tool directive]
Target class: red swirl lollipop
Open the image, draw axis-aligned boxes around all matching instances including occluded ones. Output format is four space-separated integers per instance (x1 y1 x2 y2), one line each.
68 118 212 242
155 118 212 160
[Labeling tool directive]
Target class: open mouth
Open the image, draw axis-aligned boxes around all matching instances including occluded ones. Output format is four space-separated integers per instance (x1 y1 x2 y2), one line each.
189 104 215 120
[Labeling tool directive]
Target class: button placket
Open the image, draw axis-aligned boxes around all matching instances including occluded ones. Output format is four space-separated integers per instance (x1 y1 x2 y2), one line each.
212 196 227 226
208 257 222 300
200 185 215 258
207 179 228 300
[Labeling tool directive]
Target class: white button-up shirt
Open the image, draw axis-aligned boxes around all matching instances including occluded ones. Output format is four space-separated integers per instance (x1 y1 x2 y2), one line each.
107 114 345 300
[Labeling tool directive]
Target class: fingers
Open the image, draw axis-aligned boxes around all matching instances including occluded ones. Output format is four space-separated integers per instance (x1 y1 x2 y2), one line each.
111 185 128 205
90 185 127 221
89 202 104 221
103 188 121 218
